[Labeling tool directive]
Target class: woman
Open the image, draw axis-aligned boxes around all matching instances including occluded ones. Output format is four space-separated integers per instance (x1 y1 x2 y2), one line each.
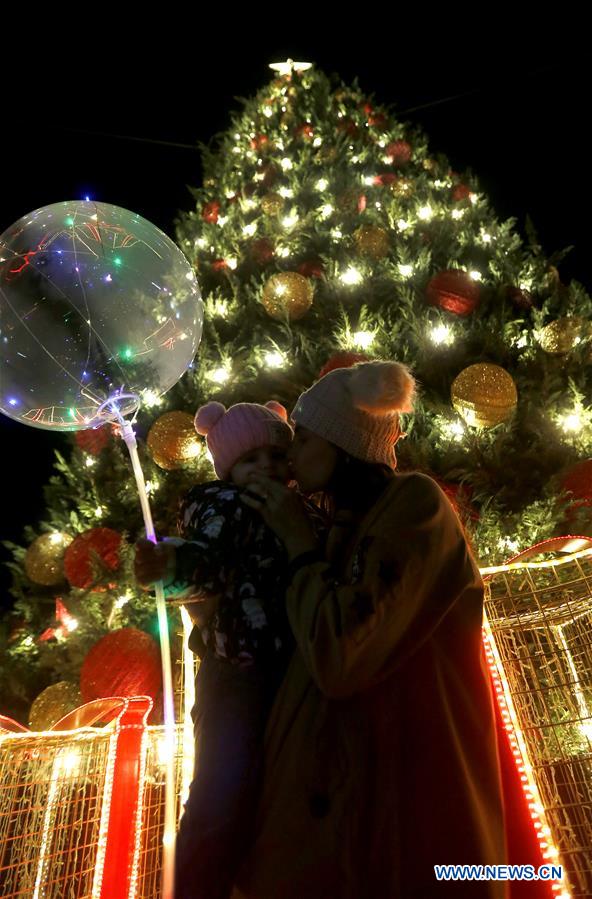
237 360 507 899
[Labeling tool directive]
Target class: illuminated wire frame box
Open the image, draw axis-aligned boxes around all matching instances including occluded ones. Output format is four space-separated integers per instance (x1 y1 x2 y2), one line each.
484 537 592 898
0 700 190 898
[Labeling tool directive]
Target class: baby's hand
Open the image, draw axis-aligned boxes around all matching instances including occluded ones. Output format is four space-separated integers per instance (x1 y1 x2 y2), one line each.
134 538 175 589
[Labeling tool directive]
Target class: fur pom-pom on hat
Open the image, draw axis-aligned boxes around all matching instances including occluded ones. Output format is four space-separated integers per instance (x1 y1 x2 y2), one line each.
264 400 288 421
194 401 226 436
349 361 415 414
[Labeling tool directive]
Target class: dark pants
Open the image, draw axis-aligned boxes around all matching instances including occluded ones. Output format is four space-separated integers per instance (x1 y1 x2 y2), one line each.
174 651 277 899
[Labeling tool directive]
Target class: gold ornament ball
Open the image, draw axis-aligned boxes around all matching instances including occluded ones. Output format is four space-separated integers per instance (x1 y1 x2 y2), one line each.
538 317 585 354
261 192 285 216
29 681 82 731
24 532 73 586
391 177 413 197
147 411 201 471
354 224 390 259
451 363 518 428
262 272 314 320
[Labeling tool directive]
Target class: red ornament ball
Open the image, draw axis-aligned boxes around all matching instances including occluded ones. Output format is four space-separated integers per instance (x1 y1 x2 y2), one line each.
201 201 220 224
506 285 534 310
298 258 324 279
386 140 412 166
318 352 370 378
250 134 269 151
426 270 480 316
211 259 228 271
80 627 161 703
75 426 111 455
368 112 387 128
373 173 398 186
452 184 472 202
251 238 275 265
64 527 122 590
561 460 592 508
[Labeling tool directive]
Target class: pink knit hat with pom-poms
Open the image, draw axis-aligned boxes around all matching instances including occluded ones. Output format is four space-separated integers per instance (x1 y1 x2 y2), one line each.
194 400 293 479
291 361 416 468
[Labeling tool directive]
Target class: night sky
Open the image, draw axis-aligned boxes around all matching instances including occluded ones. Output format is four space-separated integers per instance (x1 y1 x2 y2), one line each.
1 29 587 606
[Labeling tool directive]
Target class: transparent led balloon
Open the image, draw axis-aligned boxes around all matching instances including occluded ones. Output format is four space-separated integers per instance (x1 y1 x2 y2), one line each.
0 200 203 430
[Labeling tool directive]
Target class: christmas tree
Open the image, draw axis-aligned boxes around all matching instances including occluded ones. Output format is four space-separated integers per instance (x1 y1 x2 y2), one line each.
2 60 591 725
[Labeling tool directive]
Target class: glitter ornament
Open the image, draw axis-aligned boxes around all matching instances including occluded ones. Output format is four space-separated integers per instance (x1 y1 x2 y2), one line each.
63 527 122 590
147 411 200 470
426 270 480 316
538 317 586 354
80 627 161 703
29 681 83 731
262 272 314 320
353 225 390 259
25 532 73 586
451 363 517 428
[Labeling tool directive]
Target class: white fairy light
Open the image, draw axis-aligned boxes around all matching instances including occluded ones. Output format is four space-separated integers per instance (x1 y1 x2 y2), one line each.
430 324 454 346
442 420 466 441
418 205 433 221
242 223 257 237
226 257 238 270
320 204 333 218
316 178 328 191
264 351 285 368
469 270 483 282
560 411 583 432
195 237 207 248
282 213 299 228
207 366 231 385
313 137 323 147
451 209 466 220
281 157 293 171
398 264 414 277
340 267 363 285
85 456 97 468
353 331 375 349
278 187 294 198
397 219 410 231
277 246 291 258
217 216 228 227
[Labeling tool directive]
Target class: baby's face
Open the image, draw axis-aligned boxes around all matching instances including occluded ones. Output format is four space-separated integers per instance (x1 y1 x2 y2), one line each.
230 445 291 487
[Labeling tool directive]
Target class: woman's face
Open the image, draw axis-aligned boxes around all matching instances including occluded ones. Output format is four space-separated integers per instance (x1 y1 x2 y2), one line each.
288 426 339 494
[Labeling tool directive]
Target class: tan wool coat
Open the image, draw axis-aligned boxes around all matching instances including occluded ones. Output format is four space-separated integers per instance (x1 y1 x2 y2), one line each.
236 472 507 899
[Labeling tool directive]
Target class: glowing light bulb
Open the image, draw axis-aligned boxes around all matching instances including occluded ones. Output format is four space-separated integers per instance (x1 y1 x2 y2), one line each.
418 205 433 221
397 219 409 231
226 257 238 270
320 204 333 218
316 178 328 191
243 223 257 237
340 267 363 285
282 213 299 228
313 137 323 147
85 456 97 468
264 351 285 368
469 270 482 282
281 157 293 171
353 331 375 349
398 264 414 277
208 367 230 384
430 324 454 346
95 506 104 518
561 412 583 432
451 209 465 220
277 246 291 258
278 187 294 198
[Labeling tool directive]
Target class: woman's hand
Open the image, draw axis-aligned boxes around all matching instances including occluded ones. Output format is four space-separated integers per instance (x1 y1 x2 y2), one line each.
240 473 319 560
134 538 175 590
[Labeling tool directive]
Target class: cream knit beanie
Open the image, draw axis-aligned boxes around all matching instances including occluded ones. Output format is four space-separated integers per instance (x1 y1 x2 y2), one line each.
291 361 415 468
